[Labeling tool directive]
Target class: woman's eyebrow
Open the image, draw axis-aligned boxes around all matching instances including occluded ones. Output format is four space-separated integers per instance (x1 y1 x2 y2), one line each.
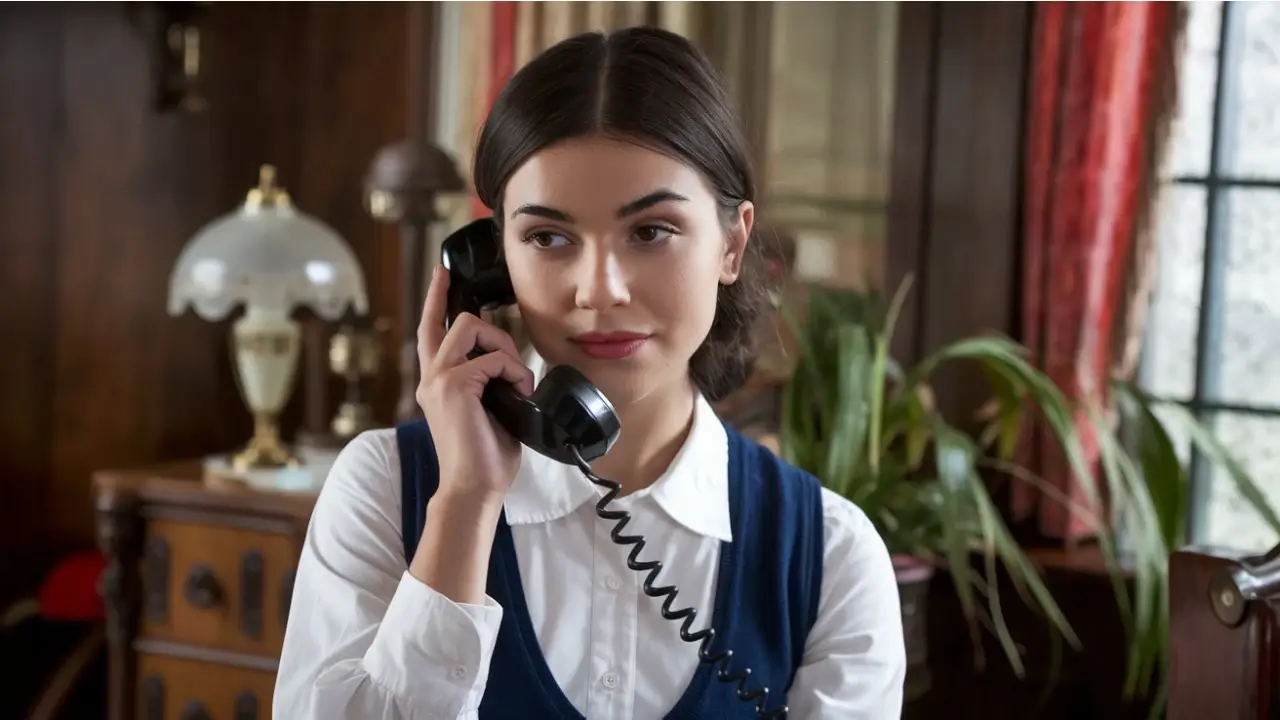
616 189 689 218
509 189 689 223
510 203 573 222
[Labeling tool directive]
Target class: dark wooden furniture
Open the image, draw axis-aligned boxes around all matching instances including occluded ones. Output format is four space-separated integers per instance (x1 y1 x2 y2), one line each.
94 463 316 720
1169 545 1280 720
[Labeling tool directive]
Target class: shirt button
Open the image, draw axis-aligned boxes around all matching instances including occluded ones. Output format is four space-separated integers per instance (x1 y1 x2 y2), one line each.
601 671 621 689
605 574 621 590
450 665 468 681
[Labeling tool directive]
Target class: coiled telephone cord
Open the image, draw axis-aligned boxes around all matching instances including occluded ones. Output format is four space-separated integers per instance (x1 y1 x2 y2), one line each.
569 446 789 720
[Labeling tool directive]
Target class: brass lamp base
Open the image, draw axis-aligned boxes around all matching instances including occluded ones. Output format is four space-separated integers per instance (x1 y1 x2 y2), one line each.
232 412 299 471
227 307 303 472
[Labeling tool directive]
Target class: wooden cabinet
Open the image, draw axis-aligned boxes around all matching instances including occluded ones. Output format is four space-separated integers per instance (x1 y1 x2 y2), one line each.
1168 546 1280 720
94 464 315 720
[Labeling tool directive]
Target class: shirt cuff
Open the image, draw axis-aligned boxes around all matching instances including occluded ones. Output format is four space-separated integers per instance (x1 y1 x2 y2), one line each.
363 571 504 716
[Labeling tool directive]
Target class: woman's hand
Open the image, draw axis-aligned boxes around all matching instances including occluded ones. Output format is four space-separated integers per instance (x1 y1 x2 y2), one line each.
409 265 533 604
416 265 534 508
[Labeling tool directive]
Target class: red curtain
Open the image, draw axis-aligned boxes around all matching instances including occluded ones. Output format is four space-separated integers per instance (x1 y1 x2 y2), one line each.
470 1 519 219
1014 1 1182 539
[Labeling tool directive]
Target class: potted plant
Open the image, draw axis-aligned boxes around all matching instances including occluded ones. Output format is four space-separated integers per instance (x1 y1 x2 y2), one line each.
778 280 1280 710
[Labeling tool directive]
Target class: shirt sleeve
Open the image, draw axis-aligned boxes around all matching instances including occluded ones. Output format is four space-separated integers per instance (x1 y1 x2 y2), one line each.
273 430 505 720
786 488 908 719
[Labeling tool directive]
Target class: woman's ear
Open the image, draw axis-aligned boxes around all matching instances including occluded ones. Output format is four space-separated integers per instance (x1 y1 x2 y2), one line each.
720 201 754 285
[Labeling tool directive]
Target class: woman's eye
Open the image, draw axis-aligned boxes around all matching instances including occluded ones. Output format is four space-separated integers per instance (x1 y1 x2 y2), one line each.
526 231 570 249
634 225 676 244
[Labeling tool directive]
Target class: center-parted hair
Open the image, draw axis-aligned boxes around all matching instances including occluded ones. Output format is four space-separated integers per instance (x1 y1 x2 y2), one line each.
472 27 767 402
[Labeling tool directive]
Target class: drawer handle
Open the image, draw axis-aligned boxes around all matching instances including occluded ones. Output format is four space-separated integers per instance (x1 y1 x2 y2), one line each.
142 675 165 720
236 690 259 720
180 699 212 720
240 551 264 640
183 565 224 609
144 537 170 624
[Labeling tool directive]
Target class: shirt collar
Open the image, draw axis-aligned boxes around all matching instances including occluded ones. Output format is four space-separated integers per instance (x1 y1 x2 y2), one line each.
502 351 733 542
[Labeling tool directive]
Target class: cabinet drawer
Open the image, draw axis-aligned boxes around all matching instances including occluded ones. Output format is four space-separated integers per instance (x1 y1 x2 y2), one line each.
137 653 275 720
140 518 299 657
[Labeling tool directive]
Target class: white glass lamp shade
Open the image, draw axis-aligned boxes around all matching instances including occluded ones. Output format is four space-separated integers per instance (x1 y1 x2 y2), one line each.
168 186 369 322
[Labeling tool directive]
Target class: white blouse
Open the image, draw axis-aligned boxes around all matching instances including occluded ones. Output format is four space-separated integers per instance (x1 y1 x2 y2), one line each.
274 392 906 719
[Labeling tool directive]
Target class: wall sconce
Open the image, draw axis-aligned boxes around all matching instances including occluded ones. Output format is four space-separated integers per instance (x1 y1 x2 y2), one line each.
127 1 213 113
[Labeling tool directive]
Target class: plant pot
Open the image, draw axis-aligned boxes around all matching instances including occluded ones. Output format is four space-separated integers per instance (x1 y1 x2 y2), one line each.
894 554 935 702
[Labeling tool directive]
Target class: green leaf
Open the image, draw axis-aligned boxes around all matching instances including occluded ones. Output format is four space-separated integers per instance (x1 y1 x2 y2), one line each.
931 418 1079 677
928 419 984 659
1114 383 1188 550
867 278 913 476
903 388 933 470
824 325 871 496
977 361 1026 461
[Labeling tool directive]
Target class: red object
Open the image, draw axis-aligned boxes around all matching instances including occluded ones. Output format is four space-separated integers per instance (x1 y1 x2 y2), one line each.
471 1 519 220
488 2 517 111
36 551 108 623
1015 2 1179 539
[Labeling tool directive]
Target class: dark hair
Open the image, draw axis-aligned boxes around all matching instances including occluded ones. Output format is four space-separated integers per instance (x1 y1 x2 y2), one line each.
472 27 766 402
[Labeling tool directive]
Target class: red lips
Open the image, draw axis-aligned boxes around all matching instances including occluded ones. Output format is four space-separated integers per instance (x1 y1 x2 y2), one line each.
570 331 650 360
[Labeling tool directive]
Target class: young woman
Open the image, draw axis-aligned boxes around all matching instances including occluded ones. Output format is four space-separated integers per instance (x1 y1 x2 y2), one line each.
275 27 905 720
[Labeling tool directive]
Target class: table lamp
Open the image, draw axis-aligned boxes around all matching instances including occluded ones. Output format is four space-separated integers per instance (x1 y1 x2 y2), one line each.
168 165 369 473
363 140 465 422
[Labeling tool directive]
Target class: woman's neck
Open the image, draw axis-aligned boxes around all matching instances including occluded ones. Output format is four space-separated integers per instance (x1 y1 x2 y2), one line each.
589 379 698 496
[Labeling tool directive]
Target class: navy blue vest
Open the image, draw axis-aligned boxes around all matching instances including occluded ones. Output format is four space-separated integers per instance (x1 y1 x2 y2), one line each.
397 419 824 719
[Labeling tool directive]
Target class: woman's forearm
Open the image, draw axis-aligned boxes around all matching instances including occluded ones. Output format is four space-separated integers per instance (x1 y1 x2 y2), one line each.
408 490 505 605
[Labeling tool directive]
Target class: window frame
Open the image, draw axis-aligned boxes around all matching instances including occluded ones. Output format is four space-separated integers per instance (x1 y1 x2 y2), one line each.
1141 0 1280 542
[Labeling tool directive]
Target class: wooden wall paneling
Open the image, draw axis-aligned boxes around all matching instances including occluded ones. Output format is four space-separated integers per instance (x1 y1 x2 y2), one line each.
886 2 941 368
921 2 1030 426
30 1 285 578
922 2 1030 346
0 2 409 604
886 1 1032 429
288 1 409 427
0 4 65 598
407 1 439 144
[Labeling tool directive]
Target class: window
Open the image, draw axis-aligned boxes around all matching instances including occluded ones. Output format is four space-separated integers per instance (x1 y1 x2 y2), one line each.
759 1 898 288
1141 0 1280 550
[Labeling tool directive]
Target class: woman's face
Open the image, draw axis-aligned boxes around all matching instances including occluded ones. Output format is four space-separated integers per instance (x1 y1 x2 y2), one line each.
501 135 753 408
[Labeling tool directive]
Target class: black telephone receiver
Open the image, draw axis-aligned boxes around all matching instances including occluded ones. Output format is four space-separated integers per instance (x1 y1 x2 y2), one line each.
442 217 621 466
440 217 789 719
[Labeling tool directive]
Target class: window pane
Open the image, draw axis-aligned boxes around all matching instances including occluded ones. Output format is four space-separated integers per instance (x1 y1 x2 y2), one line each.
1139 185 1206 399
1209 188 1280 407
763 1 897 289
1200 412 1280 552
766 1 896 202
1168 1 1222 176
1219 2 1280 178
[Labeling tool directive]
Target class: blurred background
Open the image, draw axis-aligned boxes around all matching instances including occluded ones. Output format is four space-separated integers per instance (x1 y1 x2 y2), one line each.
0 1 1276 718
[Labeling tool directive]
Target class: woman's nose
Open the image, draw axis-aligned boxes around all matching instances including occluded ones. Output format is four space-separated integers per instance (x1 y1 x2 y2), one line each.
573 246 631 310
